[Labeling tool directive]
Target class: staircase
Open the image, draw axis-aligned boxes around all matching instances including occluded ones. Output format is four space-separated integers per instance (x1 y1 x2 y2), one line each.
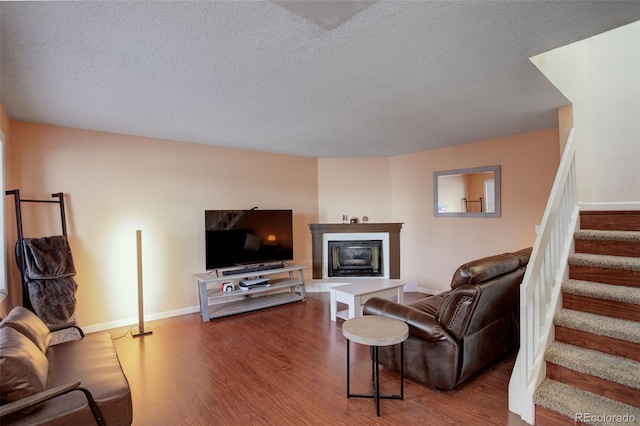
534 211 640 424
204 210 245 231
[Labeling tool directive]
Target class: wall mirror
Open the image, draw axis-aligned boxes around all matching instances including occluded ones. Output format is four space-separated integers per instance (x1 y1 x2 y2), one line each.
433 165 501 218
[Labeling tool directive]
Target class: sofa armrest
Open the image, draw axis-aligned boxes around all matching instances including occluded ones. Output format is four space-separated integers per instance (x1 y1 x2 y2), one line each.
0 381 105 426
0 381 80 417
437 286 478 340
363 297 448 341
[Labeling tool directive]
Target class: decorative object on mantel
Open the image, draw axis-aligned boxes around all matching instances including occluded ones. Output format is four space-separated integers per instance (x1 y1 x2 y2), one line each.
342 214 348 224
362 216 369 222
350 217 359 223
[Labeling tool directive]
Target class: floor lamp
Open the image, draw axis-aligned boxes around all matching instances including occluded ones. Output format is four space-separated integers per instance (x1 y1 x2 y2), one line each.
132 230 152 337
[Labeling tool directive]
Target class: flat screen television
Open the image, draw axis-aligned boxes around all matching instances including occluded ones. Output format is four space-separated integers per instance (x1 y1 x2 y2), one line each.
205 209 294 272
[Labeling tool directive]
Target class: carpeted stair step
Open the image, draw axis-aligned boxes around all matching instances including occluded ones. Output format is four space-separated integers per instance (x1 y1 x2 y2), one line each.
534 379 640 425
544 342 640 408
568 253 640 288
562 279 640 322
554 309 640 362
575 230 640 257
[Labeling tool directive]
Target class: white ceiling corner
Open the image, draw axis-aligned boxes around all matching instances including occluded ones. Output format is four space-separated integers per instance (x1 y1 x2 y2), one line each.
273 0 375 30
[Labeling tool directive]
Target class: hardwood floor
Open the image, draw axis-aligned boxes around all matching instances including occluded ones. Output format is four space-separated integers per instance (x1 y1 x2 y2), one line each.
107 293 528 425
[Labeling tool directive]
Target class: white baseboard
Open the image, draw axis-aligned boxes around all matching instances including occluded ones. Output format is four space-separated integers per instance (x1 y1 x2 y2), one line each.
81 281 433 332
81 305 200 334
578 201 640 210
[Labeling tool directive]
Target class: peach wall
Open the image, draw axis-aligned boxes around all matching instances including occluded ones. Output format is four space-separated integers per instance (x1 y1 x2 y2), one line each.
317 157 392 223
389 129 560 293
6 118 560 325
6 121 318 329
314 128 560 293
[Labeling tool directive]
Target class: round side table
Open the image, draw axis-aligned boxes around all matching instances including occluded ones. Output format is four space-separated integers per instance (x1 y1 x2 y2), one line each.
342 315 409 417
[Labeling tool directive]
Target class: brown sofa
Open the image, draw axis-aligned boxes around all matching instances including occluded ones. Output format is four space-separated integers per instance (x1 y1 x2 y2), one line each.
0 303 132 425
362 248 531 390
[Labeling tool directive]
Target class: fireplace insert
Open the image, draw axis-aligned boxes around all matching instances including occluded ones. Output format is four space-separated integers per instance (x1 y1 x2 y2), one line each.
328 240 383 277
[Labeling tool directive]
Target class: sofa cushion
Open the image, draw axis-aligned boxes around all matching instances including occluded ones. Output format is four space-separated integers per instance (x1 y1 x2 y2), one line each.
450 253 520 289
0 326 49 403
0 307 51 353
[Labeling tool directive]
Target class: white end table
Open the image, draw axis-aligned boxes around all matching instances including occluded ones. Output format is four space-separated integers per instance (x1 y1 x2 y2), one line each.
330 279 405 322
342 315 409 417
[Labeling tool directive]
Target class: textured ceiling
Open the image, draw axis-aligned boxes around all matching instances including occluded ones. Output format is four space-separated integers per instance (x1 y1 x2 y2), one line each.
1 1 639 158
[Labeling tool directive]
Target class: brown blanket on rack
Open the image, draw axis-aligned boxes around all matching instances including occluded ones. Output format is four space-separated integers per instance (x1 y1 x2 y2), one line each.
19 236 77 325
27 278 78 325
21 235 76 280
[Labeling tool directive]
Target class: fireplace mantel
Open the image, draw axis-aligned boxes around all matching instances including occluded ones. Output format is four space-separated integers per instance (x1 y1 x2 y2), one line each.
309 223 403 279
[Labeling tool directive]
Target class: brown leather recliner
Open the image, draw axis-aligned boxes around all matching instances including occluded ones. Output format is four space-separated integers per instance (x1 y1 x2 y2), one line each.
362 248 531 390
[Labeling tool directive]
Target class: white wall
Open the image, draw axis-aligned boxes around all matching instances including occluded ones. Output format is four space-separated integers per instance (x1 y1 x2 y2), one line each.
531 21 640 210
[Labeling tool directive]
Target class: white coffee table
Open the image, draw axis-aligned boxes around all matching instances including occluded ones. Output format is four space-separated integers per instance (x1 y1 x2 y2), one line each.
329 279 405 322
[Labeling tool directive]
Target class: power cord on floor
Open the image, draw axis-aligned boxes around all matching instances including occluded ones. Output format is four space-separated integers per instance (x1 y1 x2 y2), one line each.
110 326 137 340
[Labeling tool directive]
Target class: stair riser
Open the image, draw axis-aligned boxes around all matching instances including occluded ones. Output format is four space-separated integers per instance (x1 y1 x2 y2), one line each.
574 239 640 257
562 293 640 322
539 211 640 423
580 211 640 231
555 326 640 362
535 405 587 425
546 363 640 408
569 265 640 288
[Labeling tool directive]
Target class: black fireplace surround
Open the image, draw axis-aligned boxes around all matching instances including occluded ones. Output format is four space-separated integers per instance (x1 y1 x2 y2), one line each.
328 240 383 277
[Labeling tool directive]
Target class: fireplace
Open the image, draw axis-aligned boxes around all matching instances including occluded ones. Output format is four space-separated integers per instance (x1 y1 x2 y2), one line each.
328 240 383 277
309 223 403 279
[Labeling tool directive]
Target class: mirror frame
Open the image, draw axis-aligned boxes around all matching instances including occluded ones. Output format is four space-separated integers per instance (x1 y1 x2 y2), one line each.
433 165 501 218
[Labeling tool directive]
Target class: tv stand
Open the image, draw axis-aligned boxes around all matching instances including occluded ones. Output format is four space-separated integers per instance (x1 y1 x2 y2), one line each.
221 262 285 276
193 265 306 322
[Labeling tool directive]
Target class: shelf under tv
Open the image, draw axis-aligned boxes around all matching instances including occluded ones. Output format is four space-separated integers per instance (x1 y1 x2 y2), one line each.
193 265 306 322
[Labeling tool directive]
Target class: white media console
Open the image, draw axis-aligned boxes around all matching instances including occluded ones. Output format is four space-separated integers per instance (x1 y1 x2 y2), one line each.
193 265 307 322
